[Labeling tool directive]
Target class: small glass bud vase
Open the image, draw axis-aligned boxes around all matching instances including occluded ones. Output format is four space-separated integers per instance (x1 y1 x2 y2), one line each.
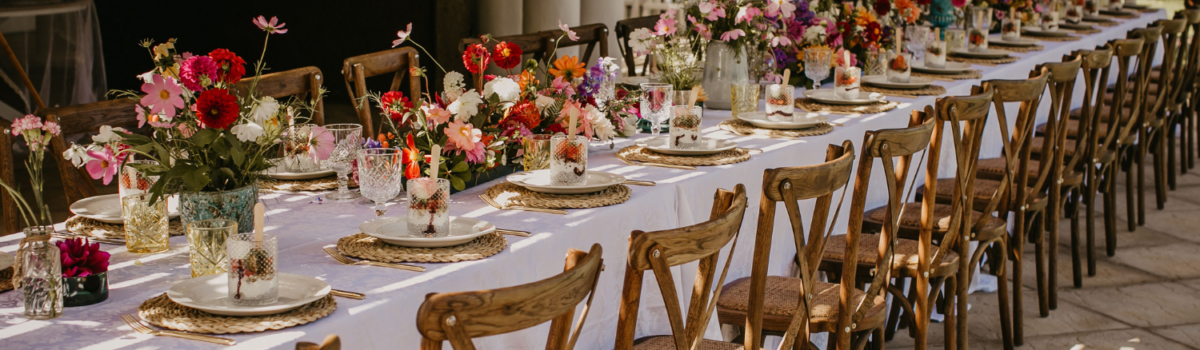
669 105 703 149
122 194 169 254
764 84 794 122
227 233 278 306
834 67 861 100
550 135 588 186
1001 18 1021 41
19 232 62 320
887 52 913 83
407 178 451 237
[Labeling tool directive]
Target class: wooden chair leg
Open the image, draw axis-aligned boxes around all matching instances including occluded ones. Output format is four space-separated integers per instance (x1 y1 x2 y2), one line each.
1136 130 1147 227
1048 189 1061 309
994 238 1015 350
1104 163 1119 271
1068 186 1083 288
1085 165 1100 277
1011 211 1026 346
1169 121 1179 190
1034 212 1049 317
1124 146 1138 232
1154 129 1168 209
944 274 958 350
1188 111 1196 169
883 277 905 341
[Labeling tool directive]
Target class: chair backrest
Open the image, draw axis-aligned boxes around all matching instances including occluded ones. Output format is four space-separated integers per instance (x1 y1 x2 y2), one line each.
459 23 609 82
1072 45 1118 170
615 15 658 77
1121 25 1163 142
979 69 1050 222
342 46 422 137
1036 55 1084 196
615 185 748 350
1153 19 1189 115
234 66 326 125
1105 39 1145 150
296 334 341 350
1177 10 1200 97
416 244 603 350
33 98 141 218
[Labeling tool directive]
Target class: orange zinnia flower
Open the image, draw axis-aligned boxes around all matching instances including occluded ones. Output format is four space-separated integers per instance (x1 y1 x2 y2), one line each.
549 55 585 80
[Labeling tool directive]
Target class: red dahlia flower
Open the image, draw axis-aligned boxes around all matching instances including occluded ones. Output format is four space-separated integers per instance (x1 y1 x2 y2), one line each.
195 89 240 130
493 41 522 70
208 49 246 84
462 43 491 74
380 91 413 124
501 100 542 130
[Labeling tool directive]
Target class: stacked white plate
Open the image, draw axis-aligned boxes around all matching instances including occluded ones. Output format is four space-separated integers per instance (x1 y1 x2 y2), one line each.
862 75 936 89
266 160 336 180
639 136 738 155
951 48 1013 59
167 273 331 316
360 216 496 248
734 111 828 130
506 170 626 194
989 35 1041 47
70 194 181 224
804 89 886 105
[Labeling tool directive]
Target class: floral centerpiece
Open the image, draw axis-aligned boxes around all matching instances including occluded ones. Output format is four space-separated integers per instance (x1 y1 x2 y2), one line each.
63 16 323 231
370 22 638 191
1 114 61 232
58 237 110 307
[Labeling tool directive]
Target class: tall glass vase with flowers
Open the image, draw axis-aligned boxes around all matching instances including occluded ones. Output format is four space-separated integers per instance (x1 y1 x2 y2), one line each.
2 115 61 233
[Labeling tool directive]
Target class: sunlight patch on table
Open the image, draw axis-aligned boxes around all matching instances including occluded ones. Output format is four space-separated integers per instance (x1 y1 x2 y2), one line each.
659 171 708 183
77 336 152 350
0 319 49 338
227 330 306 350
111 272 171 290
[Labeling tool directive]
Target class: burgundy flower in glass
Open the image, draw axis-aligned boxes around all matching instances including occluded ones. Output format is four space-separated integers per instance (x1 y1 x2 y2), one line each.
57 237 110 278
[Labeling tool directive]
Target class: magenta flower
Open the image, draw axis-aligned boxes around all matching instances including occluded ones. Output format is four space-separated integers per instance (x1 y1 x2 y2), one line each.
558 20 580 41
140 75 185 118
952 0 967 6
57 237 110 278
253 16 288 34
179 55 217 91
85 146 120 185
10 114 42 136
720 29 746 42
393 23 413 47
308 126 335 161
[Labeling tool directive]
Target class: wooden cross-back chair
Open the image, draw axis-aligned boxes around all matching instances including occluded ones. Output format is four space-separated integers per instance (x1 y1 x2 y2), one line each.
714 142 870 350
1160 12 1200 190
1176 10 1200 171
416 244 603 349
459 23 609 89
614 185 748 350
1121 21 1184 217
342 46 421 138
233 66 326 126
1113 25 1163 230
616 15 658 77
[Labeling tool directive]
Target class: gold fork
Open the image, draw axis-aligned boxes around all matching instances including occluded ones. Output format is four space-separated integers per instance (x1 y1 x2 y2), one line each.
623 180 656 186
324 247 426 272
495 228 531 237
618 157 696 170
479 194 568 215
120 314 235 345
330 289 366 300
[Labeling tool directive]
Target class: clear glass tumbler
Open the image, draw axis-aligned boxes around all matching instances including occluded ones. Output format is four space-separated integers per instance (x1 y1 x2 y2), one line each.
887 52 913 83
835 67 862 100
865 49 887 76
283 125 320 173
122 193 169 254
227 233 278 306
670 105 703 149
521 134 553 171
1041 10 1060 30
357 148 405 217
186 219 235 278
407 177 450 237
323 124 363 202
20 238 62 320
550 135 588 185
968 7 992 52
946 29 967 52
639 83 674 136
1001 18 1022 41
730 83 760 118
926 40 948 68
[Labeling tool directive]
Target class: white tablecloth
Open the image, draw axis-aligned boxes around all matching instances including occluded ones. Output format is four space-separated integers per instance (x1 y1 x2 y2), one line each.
0 11 1164 350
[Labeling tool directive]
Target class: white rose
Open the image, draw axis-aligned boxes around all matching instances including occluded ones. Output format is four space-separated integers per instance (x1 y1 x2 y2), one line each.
92 125 124 143
586 105 616 141
447 90 482 121
803 26 826 45
443 71 466 103
535 94 557 112
231 122 265 142
249 96 279 123
482 77 521 102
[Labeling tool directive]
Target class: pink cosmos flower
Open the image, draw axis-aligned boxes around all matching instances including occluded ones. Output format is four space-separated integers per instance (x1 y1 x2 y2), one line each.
767 0 797 18
85 146 120 185
694 22 713 40
654 17 677 36
253 16 288 34
423 105 451 126
309 126 335 161
771 35 793 47
558 20 580 41
140 75 185 118
720 29 746 42
445 121 481 151
179 55 217 91
393 23 413 48
459 141 486 164
699 1 726 21
735 6 762 24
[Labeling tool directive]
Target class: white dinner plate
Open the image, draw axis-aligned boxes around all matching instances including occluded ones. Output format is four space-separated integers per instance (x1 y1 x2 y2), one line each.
506 170 626 194
360 216 496 248
265 162 336 181
167 273 330 317
951 48 1013 59
988 35 1040 47
639 136 739 155
70 194 180 224
1021 28 1072 37
862 75 935 90
803 89 886 105
911 61 973 74
734 111 828 130
0 252 13 271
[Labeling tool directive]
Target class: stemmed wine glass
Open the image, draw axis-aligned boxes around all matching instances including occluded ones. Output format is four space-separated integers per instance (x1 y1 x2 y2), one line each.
803 47 832 90
639 83 674 136
324 124 363 202
357 148 405 217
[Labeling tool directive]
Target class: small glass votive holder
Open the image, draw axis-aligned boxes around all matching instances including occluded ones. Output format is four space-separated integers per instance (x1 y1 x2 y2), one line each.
227 233 278 306
865 50 887 76
926 41 948 68
730 83 760 118
118 160 159 199
834 67 861 100
187 219 236 278
1001 18 1022 41
1066 5 1084 23
283 125 319 173
122 194 169 254
968 28 989 52
670 105 703 149
946 29 967 52
407 178 451 237
765 84 794 122
887 52 913 83
1084 0 1099 16
1041 12 1060 31
521 134 553 171
550 135 588 185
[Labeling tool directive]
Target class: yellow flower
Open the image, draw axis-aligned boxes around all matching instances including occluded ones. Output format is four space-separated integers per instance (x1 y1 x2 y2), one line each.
549 55 585 80
855 7 878 27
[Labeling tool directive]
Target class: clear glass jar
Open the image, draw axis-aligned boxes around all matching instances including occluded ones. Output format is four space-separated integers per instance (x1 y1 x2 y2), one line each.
122 193 169 254
669 105 703 149
865 50 888 76
19 231 62 320
887 52 913 83
1001 18 1022 41
407 178 451 237
946 29 967 52
926 40 948 68
835 67 862 100
968 7 992 52
550 135 588 186
227 233 278 306
283 125 320 173
765 84 795 122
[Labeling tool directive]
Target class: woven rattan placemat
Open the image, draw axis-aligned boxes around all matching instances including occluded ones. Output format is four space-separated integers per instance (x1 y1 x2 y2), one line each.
138 293 336 334
913 69 982 81
794 97 900 115
1085 18 1119 27
0 267 12 293
337 232 506 263
1022 34 1081 42
617 146 751 167
948 55 1020 65
988 42 1044 53
484 182 631 209
719 119 834 139
861 84 947 96
65 216 184 240
1064 26 1102 34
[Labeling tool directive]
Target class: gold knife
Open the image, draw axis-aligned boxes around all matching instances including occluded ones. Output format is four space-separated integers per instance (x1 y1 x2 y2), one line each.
331 289 365 300
496 228 531 237
624 180 656 186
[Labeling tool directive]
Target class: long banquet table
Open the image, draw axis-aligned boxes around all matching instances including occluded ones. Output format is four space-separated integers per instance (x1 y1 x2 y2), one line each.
0 11 1165 350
